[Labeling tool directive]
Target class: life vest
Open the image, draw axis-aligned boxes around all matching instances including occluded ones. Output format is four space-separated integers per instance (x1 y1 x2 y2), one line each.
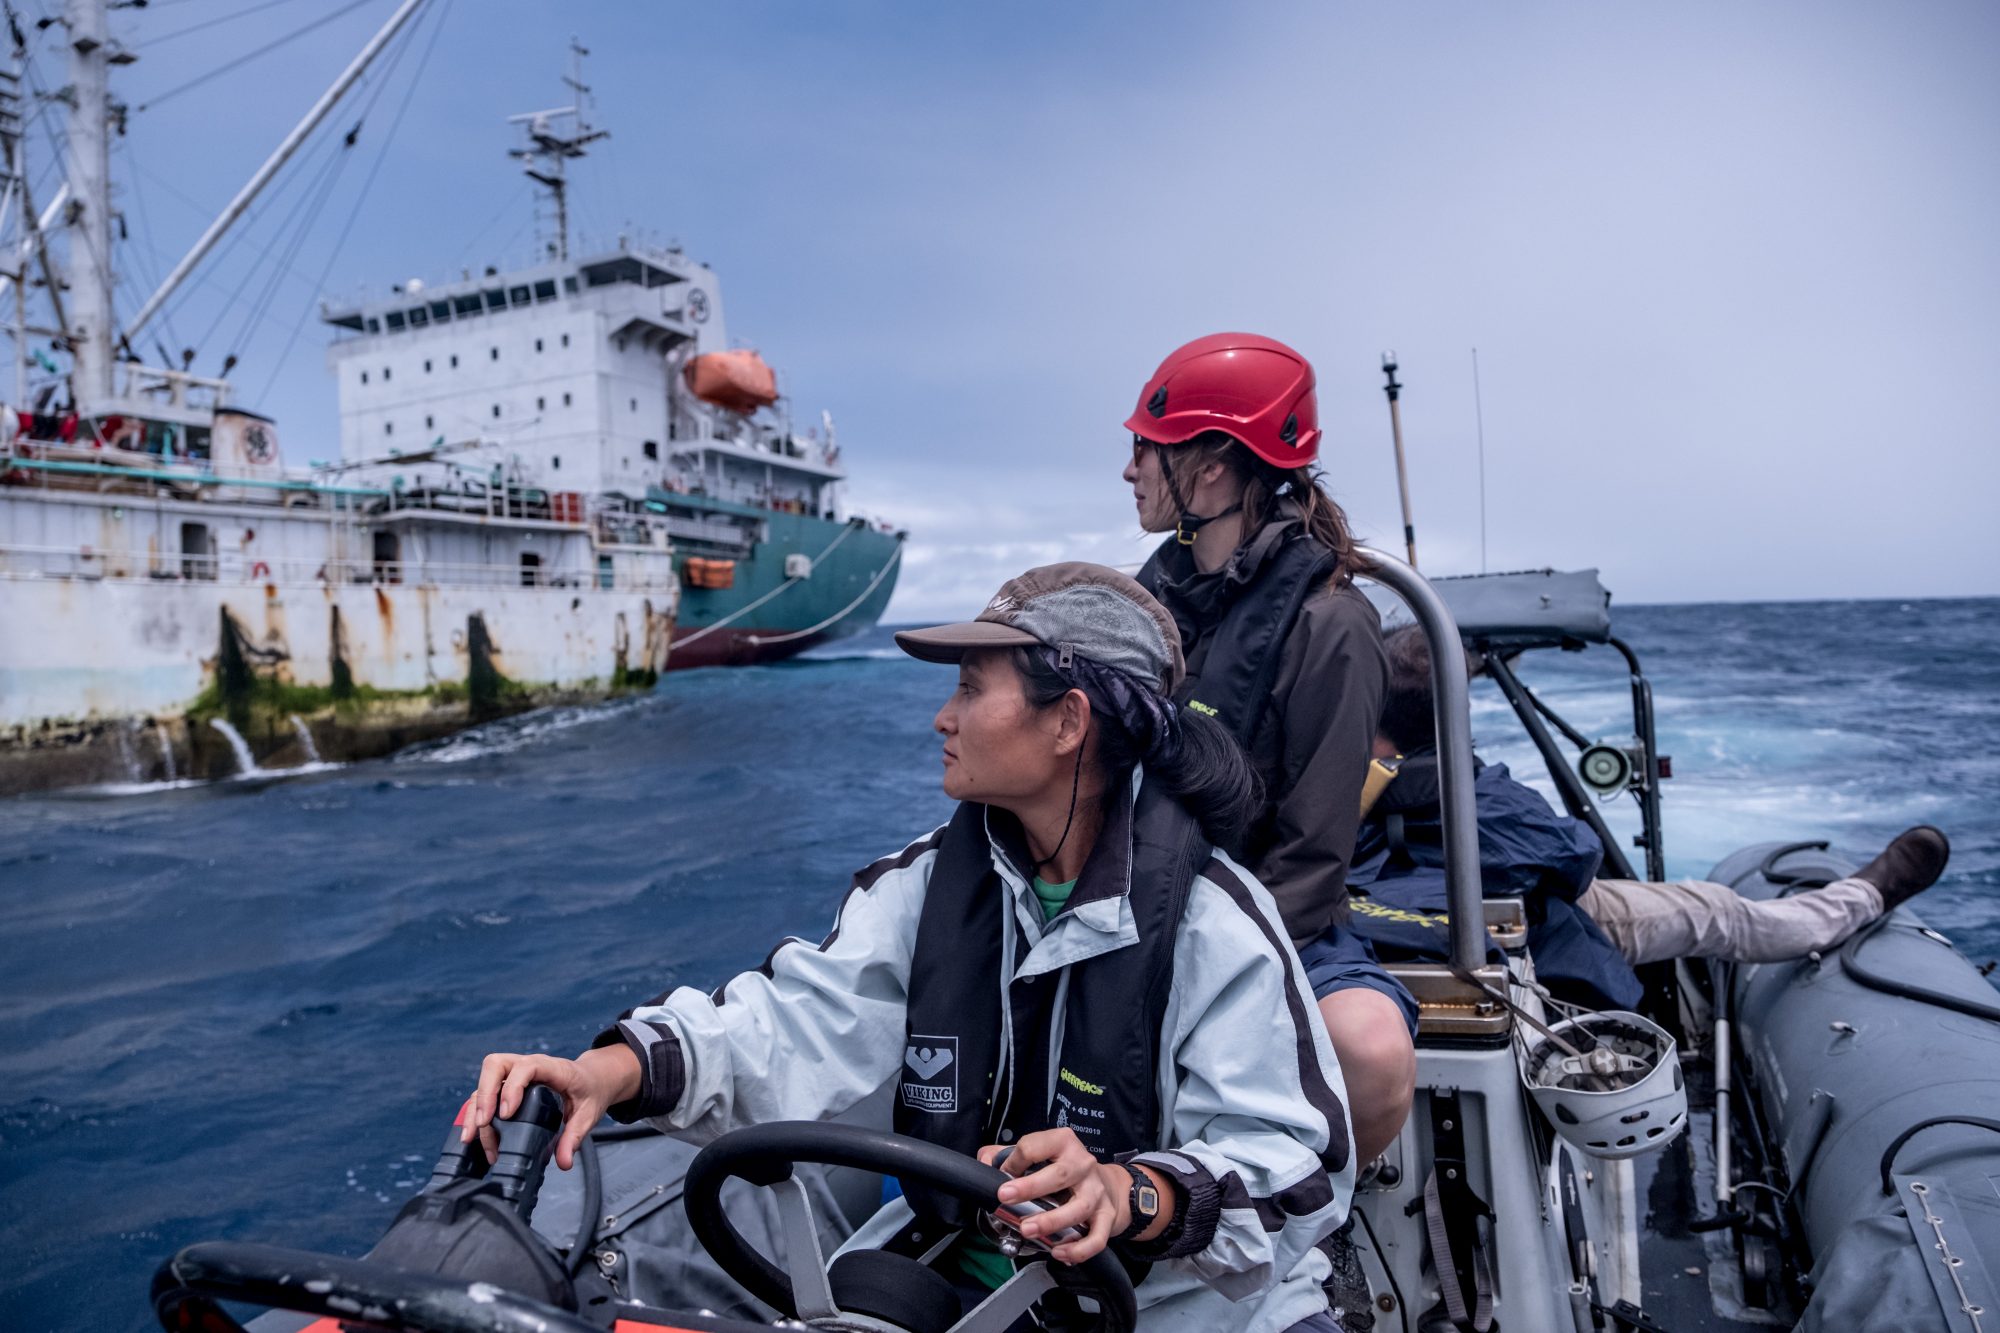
1137 516 1338 758
892 776 1207 1228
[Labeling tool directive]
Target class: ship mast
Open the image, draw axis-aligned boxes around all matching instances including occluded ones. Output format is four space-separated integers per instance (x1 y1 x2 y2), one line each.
62 0 114 410
507 38 606 263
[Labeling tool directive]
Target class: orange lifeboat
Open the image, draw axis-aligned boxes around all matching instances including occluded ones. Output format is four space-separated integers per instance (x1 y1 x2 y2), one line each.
683 350 779 415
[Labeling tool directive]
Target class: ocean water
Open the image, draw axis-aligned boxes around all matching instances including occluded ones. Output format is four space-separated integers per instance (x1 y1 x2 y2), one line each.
2 597 1995 1332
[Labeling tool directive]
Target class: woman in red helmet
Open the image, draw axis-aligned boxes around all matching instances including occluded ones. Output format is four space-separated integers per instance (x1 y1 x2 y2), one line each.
1122 333 1417 1169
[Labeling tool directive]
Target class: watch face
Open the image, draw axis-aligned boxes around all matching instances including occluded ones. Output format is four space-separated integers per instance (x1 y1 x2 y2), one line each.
1137 1183 1159 1217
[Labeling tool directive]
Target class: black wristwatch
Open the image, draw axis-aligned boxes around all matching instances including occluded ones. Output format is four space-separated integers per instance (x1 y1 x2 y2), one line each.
1120 1163 1162 1239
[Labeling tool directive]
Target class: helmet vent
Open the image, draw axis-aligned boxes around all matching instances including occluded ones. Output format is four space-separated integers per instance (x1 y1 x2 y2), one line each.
1280 413 1298 446
1147 386 1168 419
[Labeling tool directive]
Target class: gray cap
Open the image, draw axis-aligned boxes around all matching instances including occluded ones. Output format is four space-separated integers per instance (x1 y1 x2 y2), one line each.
895 562 1185 694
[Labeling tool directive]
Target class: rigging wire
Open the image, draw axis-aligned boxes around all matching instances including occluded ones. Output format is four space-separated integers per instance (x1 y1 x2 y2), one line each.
114 142 189 358
186 122 350 355
144 0 316 48
136 0 379 111
188 0 430 360
141 4 416 356
219 0 428 362
450 179 534 272
111 171 182 358
254 0 452 402
224 114 355 366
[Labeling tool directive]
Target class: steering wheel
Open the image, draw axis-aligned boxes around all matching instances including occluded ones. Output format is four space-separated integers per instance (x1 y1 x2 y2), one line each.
151 1239 599 1333
685 1121 1138 1333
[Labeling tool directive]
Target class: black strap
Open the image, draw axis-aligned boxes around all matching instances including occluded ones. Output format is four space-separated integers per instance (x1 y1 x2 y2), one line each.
1878 1116 2000 1195
1384 812 1410 865
1410 1090 1494 1333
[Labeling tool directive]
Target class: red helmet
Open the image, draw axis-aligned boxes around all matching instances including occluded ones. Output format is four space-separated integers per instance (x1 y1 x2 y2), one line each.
1123 332 1320 469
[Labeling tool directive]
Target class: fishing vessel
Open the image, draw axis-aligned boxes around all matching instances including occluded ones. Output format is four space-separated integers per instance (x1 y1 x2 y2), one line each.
0 2 902 796
150 556 1999 1333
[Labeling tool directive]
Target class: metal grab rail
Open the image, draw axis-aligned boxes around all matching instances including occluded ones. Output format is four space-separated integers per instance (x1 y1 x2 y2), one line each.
1358 548 1485 973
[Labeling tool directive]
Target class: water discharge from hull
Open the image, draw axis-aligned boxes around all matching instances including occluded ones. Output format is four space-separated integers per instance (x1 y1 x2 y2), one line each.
209 718 260 776
290 715 322 764
116 720 142 782
155 721 178 781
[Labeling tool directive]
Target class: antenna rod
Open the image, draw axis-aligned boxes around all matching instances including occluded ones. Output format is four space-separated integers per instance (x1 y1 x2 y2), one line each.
1381 352 1418 569
122 0 431 348
1472 347 1487 575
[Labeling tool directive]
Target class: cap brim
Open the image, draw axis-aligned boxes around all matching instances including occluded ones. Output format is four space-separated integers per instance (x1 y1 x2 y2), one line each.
894 620 1042 665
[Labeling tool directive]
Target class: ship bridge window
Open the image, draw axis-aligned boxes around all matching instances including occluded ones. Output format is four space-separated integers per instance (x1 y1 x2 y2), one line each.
366 317 380 333
579 256 683 289
563 276 578 294
385 311 406 331
533 279 557 301
453 294 482 318
509 285 531 306
643 440 658 460
408 307 428 327
483 288 506 312
430 300 451 323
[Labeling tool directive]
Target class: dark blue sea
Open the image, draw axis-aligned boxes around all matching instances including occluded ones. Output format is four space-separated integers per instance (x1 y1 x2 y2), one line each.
4 597 1997 1332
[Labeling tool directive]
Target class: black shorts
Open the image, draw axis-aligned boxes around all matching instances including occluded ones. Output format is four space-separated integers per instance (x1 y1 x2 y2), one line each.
1296 920 1420 1037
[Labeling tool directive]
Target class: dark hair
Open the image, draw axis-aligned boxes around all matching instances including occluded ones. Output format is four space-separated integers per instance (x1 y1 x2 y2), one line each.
1377 624 1480 754
1167 430 1376 584
1010 647 1262 850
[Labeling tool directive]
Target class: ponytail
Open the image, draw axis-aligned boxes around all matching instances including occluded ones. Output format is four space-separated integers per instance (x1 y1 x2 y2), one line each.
1165 431 1375 584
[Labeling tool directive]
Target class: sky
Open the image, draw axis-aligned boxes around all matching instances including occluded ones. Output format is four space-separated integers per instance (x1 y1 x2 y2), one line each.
44 0 2000 619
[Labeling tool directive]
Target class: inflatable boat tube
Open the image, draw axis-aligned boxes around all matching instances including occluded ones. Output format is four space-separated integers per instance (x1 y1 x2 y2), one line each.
1710 841 2000 1332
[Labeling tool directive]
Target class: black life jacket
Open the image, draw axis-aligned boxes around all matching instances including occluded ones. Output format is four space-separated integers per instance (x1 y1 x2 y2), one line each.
1138 518 1338 756
892 776 1208 1228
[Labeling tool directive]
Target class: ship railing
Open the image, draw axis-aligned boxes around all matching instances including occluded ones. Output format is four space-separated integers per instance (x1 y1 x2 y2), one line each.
0 543 680 593
1 445 383 505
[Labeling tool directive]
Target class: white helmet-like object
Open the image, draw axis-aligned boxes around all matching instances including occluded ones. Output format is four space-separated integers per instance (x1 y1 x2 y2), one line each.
1524 1011 1687 1159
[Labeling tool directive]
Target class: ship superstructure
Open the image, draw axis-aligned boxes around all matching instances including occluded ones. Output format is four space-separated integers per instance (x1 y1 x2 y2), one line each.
0 2 900 794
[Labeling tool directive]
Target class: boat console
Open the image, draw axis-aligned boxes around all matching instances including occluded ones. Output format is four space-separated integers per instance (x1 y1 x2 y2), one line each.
155 1092 1135 1333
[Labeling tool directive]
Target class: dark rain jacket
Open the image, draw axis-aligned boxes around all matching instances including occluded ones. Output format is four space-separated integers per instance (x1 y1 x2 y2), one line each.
1138 512 1387 947
1347 751 1644 1012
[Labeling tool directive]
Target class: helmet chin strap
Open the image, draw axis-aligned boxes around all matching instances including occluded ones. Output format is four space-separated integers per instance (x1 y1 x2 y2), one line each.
1157 445 1242 546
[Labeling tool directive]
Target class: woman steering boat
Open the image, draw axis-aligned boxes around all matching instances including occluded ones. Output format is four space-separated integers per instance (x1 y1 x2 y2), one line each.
463 562 1354 1332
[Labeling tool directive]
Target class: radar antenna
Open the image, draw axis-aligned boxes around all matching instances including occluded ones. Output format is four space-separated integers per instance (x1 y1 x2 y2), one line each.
506 38 607 263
